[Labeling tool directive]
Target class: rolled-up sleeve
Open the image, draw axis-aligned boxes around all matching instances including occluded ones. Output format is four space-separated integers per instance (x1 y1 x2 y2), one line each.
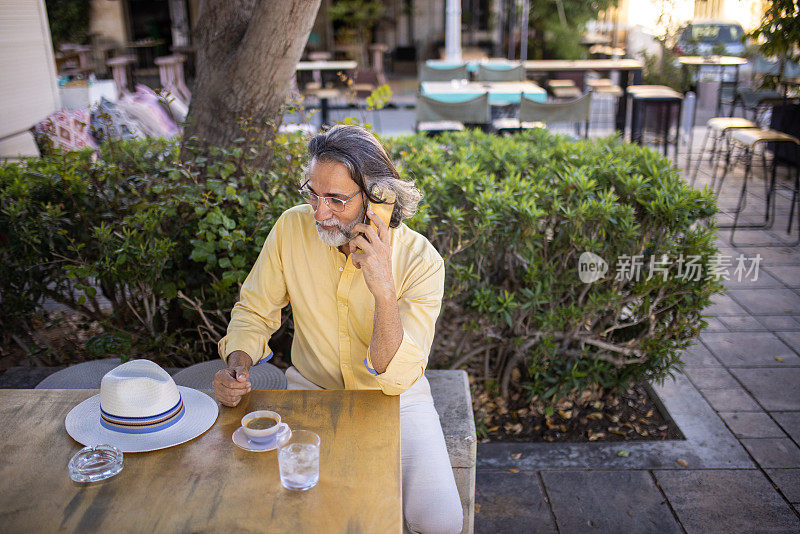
365 258 445 395
218 216 288 366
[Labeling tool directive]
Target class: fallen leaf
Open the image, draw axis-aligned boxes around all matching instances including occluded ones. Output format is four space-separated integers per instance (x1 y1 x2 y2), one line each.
587 412 604 420
592 401 603 410
618 450 630 457
558 409 573 420
474 503 481 514
646 410 654 418
676 459 688 467
487 426 499 432
511 453 522 460
508 468 519 473
775 357 783 362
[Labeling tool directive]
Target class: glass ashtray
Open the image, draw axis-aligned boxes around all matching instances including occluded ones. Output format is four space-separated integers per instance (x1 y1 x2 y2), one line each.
68 444 123 483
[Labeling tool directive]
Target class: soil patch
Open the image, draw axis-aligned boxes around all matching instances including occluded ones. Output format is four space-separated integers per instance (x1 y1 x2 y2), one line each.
471 378 684 443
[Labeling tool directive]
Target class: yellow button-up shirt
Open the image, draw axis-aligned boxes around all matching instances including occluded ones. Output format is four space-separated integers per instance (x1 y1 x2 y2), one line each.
218 204 445 395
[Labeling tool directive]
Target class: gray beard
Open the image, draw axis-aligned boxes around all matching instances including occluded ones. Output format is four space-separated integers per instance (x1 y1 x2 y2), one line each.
315 210 364 247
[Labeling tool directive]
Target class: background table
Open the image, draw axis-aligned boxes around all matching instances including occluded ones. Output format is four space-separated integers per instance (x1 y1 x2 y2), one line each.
678 56 747 116
0 389 401 533
525 59 644 131
421 81 546 104
426 58 519 74
296 60 358 72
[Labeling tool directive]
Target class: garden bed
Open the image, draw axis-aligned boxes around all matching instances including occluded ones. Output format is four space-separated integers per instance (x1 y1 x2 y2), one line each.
471 376 683 443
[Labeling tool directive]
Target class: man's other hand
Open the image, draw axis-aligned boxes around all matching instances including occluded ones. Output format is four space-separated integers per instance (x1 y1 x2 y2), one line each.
213 351 252 407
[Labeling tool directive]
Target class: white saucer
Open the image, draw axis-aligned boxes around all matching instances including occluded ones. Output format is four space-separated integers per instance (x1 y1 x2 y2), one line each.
232 425 291 452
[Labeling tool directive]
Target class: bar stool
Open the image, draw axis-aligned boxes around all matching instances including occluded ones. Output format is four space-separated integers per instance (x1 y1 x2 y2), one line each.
155 54 191 103
628 85 684 160
689 117 757 187
107 55 137 96
715 128 800 246
547 79 582 100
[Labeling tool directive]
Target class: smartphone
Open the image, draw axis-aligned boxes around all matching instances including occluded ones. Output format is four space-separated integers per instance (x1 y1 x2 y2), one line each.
357 185 395 250
366 185 396 231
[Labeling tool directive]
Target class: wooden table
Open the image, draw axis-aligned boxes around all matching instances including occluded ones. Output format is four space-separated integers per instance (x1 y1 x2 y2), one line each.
421 81 546 105
0 389 401 533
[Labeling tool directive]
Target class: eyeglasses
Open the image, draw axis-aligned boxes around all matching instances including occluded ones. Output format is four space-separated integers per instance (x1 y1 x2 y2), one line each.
298 179 362 213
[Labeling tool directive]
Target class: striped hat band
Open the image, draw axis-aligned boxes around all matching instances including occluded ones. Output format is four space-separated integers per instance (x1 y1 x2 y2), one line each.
100 396 185 434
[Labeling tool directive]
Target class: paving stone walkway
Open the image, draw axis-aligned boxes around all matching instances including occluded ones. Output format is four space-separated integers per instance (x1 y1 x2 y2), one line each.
475 127 800 533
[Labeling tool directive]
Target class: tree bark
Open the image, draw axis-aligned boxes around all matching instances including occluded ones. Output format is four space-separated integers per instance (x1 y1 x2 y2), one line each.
182 0 321 165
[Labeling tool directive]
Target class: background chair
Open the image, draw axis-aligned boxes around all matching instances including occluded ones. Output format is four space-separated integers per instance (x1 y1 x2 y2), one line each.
689 117 757 187
495 93 592 138
415 93 490 135
349 70 382 129
476 63 525 82
420 64 469 83
714 128 800 246
731 56 784 123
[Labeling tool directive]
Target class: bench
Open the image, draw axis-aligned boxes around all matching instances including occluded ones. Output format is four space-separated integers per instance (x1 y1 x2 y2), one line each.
427 370 477 534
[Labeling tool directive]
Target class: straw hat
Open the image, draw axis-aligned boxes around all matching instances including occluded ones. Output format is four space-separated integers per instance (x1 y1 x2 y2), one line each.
65 359 218 453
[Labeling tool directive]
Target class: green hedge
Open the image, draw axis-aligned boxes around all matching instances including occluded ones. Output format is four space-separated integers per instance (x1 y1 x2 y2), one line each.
0 129 722 402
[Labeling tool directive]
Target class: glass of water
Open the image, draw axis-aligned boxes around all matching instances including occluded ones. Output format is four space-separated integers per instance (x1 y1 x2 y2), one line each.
277 429 320 491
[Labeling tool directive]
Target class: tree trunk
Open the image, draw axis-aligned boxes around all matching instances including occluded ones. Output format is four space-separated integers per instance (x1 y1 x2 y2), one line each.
182 0 321 165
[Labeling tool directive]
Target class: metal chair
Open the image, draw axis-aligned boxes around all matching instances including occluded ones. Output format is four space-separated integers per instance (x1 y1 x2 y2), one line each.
731 56 784 123
415 93 490 134
476 63 525 82
689 117 757 187
419 63 468 83
714 128 800 246
494 93 592 138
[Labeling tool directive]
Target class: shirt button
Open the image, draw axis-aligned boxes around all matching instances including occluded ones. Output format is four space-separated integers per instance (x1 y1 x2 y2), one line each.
343 364 349 368
340 303 346 308
338 267 343 272
341 333 347 338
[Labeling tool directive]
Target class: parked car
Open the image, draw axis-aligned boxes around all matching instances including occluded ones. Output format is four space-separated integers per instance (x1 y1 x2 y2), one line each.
674 21 747 57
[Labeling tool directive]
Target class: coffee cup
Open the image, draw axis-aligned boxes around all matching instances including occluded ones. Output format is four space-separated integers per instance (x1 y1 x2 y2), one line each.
241 410 289 444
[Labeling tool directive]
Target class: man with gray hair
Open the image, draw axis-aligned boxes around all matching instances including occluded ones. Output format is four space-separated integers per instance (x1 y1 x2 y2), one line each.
214 124 463 533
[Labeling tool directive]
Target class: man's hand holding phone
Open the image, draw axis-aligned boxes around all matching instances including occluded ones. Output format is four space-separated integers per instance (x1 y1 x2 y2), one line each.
351 210 395 303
